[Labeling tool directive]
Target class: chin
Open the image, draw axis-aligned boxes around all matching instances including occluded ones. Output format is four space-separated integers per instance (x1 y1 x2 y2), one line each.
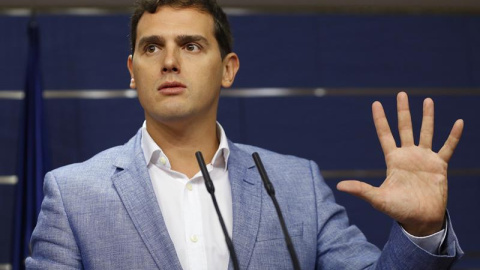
152 111 196 124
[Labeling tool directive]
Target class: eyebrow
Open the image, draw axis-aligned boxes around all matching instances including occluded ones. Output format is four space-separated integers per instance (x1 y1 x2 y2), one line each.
175 35 209 46
137 35 165 49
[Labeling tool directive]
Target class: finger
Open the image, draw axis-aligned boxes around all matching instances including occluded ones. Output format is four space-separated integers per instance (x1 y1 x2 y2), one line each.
372 101 397 155
438 119 464 162
397 92 415 147
337 180 379 205
419 98 434 149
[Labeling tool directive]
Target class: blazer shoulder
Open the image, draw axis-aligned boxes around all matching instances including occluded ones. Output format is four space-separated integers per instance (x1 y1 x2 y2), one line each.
48 132 140 183
50 145 123 179
232 142 313 169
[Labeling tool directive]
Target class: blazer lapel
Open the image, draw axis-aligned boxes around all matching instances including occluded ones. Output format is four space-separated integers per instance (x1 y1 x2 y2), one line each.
228 141 263 270
111 132 182 270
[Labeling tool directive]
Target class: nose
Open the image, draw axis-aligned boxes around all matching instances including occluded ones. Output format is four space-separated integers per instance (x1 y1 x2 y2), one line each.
162 47 180 74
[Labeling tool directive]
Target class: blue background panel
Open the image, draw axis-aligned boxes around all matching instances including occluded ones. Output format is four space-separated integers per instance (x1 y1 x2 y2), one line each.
0 17 28 90
40 15 132 90
231 15 479 88
45 98 144 167
313 15 473 88
0 100 21 175
231 15 321 88
240 95 477 170
447 176 480 252
0 186 15 262
469 17 480 86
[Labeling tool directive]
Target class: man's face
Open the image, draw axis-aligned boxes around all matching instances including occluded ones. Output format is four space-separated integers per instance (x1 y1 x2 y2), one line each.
128 7 239 126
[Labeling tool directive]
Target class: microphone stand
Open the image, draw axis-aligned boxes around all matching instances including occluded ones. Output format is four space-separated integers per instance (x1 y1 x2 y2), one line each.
252 152 301 270
195 151 240 270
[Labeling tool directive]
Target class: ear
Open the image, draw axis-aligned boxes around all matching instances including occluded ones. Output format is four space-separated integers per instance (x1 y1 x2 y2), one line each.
127 55 136 89
221 53 240 88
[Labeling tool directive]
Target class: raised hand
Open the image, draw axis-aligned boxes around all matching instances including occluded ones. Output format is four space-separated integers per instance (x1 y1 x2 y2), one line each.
337 92 464 236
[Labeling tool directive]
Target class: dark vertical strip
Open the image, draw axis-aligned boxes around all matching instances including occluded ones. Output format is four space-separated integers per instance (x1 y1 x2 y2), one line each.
12 16 50 270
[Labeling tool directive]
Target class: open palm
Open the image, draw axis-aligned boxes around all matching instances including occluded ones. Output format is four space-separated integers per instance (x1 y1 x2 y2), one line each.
337 92 464 236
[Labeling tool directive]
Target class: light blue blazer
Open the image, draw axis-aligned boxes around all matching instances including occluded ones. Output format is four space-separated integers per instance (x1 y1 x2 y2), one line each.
26 130 462 269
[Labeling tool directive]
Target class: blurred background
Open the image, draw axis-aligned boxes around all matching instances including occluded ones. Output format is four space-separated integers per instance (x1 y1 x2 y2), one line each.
1 0 479 269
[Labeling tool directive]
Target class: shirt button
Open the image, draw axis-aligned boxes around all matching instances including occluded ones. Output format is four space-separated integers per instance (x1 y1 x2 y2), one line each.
190 235 198 243
159 156 167 165
186 183 193 191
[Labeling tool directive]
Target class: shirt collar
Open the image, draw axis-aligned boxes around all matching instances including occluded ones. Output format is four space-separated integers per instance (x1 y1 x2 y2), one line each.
141 121 230 171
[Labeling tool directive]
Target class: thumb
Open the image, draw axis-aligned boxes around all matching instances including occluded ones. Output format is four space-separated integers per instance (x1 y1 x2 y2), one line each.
337 180 378 205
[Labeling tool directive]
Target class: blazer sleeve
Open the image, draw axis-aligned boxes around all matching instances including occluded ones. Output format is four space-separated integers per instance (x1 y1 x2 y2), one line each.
309 160 463 270
375 215 463 269
26 172 83 270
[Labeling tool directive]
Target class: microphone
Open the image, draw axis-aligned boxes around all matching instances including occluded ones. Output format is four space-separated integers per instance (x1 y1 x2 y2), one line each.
252 152 301 270
195 151 240 270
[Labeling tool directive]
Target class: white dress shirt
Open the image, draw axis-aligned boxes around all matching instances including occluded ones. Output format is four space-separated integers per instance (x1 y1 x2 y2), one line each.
141 122 232 270
140 121 446 269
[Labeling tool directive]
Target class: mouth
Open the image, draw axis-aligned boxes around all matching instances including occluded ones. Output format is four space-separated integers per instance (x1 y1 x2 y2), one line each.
157 81 186 95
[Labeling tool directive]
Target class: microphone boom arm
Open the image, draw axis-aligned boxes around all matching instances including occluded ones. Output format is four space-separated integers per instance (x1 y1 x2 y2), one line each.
195 151 240 270
252 152 301 270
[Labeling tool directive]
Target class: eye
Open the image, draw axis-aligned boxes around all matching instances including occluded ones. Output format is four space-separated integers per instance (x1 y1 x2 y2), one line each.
145 44 159 54
185 43 201 52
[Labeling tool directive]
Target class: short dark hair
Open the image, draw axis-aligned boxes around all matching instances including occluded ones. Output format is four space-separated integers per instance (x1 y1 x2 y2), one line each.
130 0 233 59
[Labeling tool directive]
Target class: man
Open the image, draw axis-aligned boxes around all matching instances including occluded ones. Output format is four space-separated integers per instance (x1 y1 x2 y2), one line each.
26 0 464 269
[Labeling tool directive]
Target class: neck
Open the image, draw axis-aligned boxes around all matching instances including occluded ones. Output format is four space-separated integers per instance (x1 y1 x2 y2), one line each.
145 116 219 178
